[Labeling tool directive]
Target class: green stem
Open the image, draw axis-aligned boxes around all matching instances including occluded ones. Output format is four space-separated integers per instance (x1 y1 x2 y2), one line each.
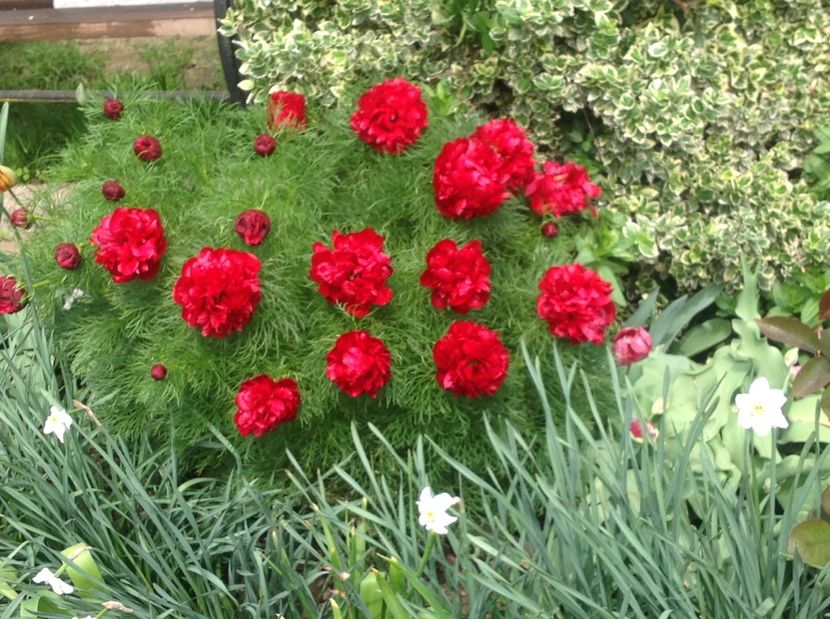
416 533 436 577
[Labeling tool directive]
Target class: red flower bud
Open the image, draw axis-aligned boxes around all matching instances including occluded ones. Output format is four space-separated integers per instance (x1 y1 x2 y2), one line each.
55 243 82 270
612 327 653 366
150 364 167 381
541 222 558 238
0 275 24 315
133 135 162 162
254 134 276 157
102 180 126 202
10 208 32 229
235 209 271 246
103 97 124 120
629 419 659 443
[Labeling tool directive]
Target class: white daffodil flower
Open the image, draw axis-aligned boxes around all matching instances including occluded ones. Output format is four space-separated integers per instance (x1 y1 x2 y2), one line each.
43 405 73 443
32 567 74 595
417 486 460 535
735 377 789 436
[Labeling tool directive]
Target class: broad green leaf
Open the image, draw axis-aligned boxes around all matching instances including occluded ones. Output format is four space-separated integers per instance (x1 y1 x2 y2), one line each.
673 318 732 357
623 287 659 328
756 316 820 354
793 357 830 398
789 519 830 568
60 543 104 594
0 562 17 600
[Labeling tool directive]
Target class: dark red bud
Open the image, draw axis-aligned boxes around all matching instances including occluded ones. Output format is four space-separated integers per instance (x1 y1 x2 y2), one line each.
133 135 162 162
55 243 81 270
541 222 559 238
254 134 276 157
10 208 32 229
151 363 168 381
102 180 126 201
103 98 124 120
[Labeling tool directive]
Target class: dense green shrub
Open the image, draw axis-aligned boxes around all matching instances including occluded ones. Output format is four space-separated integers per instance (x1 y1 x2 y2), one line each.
222 0 830 292
18 95 616 479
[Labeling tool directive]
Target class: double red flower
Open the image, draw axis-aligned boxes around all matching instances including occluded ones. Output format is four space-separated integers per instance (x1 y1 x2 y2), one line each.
526 161 601 218
536 264 616 344
433 321 509 398
91 207 167 283
420 239 491 313
234 374 301 438
433 137 510 219
326 330 391 397
472 119 535 194
350 78 428 154
310 228 393 318
173 247 262 338
268 91 307 130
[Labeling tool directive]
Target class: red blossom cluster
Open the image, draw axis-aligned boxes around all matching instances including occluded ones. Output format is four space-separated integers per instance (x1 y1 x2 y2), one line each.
526 161 601 218
536 264 616 344
268 91 308 130
420 239 491 313
350 77 428 154
433 321 510 398
0 275 24 315
91 207 167 283
173 247 262 339
326 330 391 398
310 228 393 318
234 374 301 438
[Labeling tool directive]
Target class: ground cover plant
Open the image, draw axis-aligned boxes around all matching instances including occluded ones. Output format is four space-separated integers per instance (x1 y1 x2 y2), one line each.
222 0 830 294
3 88 624 481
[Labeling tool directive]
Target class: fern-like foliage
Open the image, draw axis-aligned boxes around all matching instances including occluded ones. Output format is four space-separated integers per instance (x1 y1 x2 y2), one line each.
21 94 616 480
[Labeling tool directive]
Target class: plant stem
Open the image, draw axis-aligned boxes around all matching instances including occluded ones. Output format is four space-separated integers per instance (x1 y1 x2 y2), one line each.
416 533 436 577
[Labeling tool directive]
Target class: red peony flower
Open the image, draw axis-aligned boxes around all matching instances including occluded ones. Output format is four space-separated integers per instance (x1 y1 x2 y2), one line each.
103 98 124 120
10 208 31 229
420 239 491 313
55 243 81 270
150 363 167 381
0 275 24 315
613 327 653 366
90 207 167 283
350 77 428 154
310 228 393 318
433 137 510 219
536 264 616 344
234 374 300 438
433 321 509 398
267 91 307 130
472 118 535 194
326 330 391 398
102 180 126 202
235 209 271 246
173 247 261 338
525 161 601 218
133 135 162 162
254 134 276 157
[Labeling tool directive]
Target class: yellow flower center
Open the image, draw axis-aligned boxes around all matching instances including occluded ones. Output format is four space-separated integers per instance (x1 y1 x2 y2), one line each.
752 403 766 416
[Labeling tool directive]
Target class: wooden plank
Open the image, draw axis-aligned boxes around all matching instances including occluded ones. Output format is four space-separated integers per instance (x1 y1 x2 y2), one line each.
0 0 51 9
0 89 228 102
0 3 216 41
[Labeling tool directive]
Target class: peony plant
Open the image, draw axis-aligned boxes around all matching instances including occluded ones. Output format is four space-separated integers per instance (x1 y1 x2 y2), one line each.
16 82 622 478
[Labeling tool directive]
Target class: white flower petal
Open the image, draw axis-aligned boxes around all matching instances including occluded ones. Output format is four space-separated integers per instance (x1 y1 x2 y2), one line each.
430 492 460 513
48 576 74 596
418 486 433 507
32 568 55 584
748 377 770 396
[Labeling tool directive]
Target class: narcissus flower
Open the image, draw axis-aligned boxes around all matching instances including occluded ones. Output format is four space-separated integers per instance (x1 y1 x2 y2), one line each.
735 377 788 436
536 264 616 344
310 228 393 318
133 135 162 162
417 487 460 535
55 242 81 270
526 161 601 218
102 180 126 201
43 405 72 444
326 330 391 397
433 137 509 219
0 275 24 315
234 374 300 437
472 118 536 193
268 91 307 130
173 247 261 338
613 327 653 365
0 164 18 192
235 209 271 245
33 567 73 595
420 239 491 313
433 321 509 398
254 133 276 156
102 97 124 120
91 207 167 282
350 77 428 154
